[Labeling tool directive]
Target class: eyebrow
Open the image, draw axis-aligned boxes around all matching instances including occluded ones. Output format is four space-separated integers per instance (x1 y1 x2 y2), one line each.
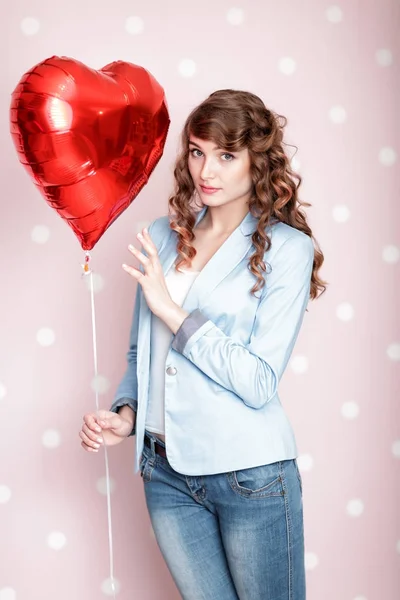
188 140 225 151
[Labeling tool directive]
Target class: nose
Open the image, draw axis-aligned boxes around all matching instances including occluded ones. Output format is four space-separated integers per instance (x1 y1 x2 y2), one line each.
200 156 216 182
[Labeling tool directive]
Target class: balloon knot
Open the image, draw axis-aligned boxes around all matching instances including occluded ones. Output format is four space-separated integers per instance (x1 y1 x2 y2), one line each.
81 251 92 276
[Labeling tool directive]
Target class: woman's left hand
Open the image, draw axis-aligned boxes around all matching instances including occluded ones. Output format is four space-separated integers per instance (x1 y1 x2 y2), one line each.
122 227 174 318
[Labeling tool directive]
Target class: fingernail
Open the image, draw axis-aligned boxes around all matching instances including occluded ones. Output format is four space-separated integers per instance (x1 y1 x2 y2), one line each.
122 264 128 270
97 437 103 443
137 232 143 239
95 426 101 432
100 421 106 426
144 228 148 234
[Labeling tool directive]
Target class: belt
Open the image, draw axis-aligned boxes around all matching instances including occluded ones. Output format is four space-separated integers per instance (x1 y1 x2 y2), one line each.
144 433 167 458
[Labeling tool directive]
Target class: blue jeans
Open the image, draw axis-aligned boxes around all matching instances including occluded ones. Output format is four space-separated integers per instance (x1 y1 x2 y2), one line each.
140 430 306 600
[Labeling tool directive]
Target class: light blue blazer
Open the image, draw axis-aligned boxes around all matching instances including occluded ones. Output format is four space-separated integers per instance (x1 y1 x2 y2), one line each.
110 206 314 475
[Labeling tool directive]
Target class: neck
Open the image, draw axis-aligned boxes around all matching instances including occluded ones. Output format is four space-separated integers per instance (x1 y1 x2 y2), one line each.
198 203 250 236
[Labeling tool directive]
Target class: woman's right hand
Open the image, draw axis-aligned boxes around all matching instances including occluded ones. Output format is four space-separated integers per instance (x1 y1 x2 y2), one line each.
79 409 134 451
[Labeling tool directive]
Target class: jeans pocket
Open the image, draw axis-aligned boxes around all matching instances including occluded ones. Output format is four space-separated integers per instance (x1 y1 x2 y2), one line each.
293 459 303 496
139 449 155 483
227 461 284 499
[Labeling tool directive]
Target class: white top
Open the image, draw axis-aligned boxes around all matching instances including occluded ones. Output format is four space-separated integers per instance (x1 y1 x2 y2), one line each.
145 266 200 436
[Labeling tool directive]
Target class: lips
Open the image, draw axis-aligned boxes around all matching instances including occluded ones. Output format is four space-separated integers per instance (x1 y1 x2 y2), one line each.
200 185 220 192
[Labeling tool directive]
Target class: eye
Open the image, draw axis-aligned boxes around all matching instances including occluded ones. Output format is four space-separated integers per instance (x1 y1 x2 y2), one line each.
189 148 203 158
189 148 235 161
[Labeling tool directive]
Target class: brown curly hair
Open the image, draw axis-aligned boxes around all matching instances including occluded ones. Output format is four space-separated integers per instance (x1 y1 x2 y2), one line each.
167 89 327 301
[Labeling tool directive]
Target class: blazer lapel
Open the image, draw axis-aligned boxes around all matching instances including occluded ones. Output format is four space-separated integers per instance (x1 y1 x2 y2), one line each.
158 206 260 312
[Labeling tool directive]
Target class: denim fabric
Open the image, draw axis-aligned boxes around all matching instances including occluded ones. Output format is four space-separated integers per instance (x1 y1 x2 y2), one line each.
139 430 306 600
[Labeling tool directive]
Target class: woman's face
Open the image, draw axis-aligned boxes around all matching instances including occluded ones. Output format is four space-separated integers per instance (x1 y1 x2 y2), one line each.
187 135 253 207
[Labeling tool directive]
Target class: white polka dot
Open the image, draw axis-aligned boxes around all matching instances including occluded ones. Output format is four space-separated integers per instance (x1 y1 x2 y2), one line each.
125 16 144 35
382 245 400 264
42 429 61 449
226 7 245 25
47 531 67 550
396 539 400 554
101 577 120 596
0 382 6 400
325 5 343 24
178 59 197 78
290 355 309 374
91 374 110 394
346 499 364 517
85 272 105 294
36 327 55 347
375 48 393 67
341 401 360 419
329 105 347 124
31 225 50 244
0 485 12 504
392 440 400 458
297 454 314 472
332 204 351 223
379 146 397 167
0 588 17 600
387 343 400 361
336 302 354 322
304 552 319 570
290 155 301 172
278 57 297 75
20 17 40 35
96 476 116 495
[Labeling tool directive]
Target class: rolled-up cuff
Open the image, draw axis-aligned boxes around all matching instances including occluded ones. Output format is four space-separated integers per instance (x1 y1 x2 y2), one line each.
171 308 211 354
109 397 137 436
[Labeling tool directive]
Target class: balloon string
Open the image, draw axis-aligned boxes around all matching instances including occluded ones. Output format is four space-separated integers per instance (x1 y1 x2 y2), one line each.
83 252 117 599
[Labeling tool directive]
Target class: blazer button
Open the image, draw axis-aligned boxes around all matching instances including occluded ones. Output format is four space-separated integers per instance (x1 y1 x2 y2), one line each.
166 366 177 376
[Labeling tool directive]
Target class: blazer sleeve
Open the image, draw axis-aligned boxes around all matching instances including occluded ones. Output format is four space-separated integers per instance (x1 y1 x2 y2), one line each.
109 218 157 429
171 234 314 409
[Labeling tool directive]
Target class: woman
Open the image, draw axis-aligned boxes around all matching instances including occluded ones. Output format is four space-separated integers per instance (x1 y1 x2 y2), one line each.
79 89 327 599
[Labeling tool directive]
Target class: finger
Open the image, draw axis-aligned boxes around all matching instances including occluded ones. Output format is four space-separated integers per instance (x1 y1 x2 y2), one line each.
122 263 142 278
81 440 99 453
82 423 104 444
79 429 102 450
128 244 150 265
137 231 157 256
141 227 153 243
100 414 121 429
83 413 102 433
95 410 110 423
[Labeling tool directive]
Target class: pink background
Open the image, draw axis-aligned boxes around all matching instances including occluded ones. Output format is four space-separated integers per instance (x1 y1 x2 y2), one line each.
1 1 399 599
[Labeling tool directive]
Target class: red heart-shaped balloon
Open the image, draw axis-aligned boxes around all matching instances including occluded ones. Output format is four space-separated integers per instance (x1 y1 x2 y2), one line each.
9 56 170 250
